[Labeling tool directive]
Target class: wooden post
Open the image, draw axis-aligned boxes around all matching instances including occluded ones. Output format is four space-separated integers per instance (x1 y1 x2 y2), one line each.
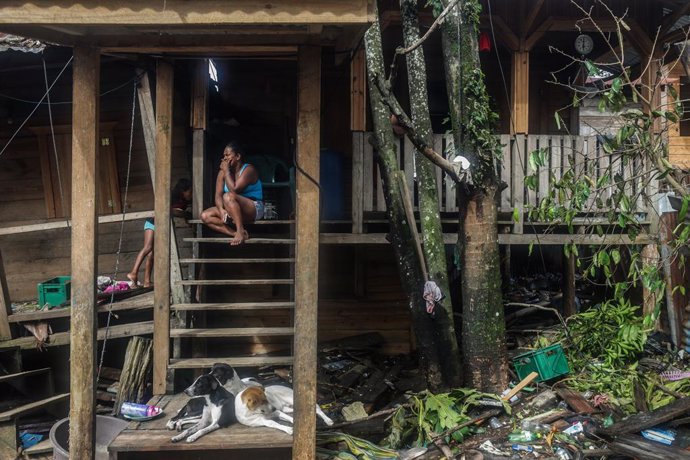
153 60 173 395
69 45 100 460
0 251 12 340
350 48 366 131
562 247 576 318
293 44 321 460
511 51 529 134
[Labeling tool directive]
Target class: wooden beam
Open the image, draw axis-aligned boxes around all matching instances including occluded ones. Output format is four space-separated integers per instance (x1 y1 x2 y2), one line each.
350 48 367 131
318 232 651 245
0 321 154 350
660 4 690 38
524 17 554 51
0 1 373 25
293 44 321 460
0 210 154 236
191 59 208 130
153 60 173 395
0 251 12 340
102 45 299 55
522 0 545 38
511 51 530 134
137 71 186 307
487 15 519 51
663 24 690 46
69 44 100 460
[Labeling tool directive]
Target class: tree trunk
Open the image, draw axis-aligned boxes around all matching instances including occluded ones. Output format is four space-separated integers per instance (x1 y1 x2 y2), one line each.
458 189 507 391
437 0 509 392
364 9 444 391
400 0 462 387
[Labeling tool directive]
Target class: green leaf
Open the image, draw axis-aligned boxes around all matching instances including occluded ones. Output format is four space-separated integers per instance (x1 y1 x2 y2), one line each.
528 242 534 257
611 248 621 265
512 207 520 223
612 78 622 92
679 197 689 222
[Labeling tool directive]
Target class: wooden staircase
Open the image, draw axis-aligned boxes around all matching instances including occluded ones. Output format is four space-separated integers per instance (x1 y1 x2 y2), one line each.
169 220 296 373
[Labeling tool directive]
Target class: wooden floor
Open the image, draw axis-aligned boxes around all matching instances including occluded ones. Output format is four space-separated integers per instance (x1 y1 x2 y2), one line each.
108 393 292 459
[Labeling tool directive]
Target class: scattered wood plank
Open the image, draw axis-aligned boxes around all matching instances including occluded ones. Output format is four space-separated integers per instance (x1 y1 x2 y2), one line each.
602 396 690 437
556 388 595 414
502 372 538 401
609 434 690 459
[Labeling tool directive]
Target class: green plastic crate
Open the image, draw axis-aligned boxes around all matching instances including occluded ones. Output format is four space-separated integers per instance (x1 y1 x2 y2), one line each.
512 344 569 382
37 276 71 309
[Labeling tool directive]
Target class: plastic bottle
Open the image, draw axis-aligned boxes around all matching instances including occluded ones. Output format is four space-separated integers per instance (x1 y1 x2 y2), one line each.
554 447 572 460
511 444 534 452
521 419 551 433
489 417 504 429
120 402 161 418
507 431 540 442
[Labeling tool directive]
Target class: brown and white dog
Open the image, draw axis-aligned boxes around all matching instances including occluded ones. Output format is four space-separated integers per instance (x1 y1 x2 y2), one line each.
235 386 294 434
235 384 334 434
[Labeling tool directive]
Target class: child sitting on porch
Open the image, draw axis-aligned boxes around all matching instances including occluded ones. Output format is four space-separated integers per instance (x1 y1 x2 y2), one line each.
200 141 263 246
126 178 192 287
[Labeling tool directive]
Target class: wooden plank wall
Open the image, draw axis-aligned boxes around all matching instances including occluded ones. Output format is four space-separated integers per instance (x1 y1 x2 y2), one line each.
0 55 192 302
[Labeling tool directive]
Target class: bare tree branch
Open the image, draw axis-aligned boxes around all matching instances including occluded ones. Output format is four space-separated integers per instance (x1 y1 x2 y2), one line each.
395 0 460 56
373 74 465 184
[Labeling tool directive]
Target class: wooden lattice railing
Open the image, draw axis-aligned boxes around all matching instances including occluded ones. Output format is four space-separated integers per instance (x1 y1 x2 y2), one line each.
351 132 658 232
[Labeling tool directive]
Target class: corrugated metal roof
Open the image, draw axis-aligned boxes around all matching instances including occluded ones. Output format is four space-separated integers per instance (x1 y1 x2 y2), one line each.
0 33 45 53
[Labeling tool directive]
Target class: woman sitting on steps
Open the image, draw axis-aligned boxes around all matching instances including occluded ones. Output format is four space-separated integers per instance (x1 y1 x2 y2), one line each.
200 141 263 246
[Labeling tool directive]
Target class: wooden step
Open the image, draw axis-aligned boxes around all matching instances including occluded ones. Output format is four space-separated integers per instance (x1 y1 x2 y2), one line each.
172 301 294 311
0 393 69 422
169 356 293 369
179 258 295 264
170 327 294 338
188 219 294 225
184 237 294 244
0 367 51 384
176 279 293 286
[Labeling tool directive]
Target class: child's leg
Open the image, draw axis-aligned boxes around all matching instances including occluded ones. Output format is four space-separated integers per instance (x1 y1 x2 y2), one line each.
127 228 154 285
143 251 154 287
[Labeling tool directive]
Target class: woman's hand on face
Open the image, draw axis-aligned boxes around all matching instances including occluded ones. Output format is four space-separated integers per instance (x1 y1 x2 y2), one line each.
220 158 229 173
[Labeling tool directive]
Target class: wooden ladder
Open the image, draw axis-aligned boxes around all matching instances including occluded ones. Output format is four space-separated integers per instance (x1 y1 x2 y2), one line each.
169 220 296 372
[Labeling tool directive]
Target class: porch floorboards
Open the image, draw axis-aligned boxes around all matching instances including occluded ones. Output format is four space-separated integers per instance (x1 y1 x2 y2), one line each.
109 393 292 458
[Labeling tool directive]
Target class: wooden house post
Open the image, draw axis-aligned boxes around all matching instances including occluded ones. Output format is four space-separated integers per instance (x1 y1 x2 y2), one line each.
293 44 321 460
153 60 174 395
69 45 100 460
511 50 530 134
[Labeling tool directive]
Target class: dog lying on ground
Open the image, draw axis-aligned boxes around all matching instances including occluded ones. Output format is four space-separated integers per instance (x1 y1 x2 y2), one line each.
210 362 262 394
167 364 260 432
263 384 334 426
234 384 334 434
170 374 236 443
165 396 207 431
235 386 294 434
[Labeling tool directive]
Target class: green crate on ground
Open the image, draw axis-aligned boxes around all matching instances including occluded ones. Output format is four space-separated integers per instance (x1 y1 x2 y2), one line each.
512 344 569 382
37 276 71 309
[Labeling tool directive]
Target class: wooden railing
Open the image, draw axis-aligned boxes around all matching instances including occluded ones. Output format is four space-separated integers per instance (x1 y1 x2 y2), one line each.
351 132 658 233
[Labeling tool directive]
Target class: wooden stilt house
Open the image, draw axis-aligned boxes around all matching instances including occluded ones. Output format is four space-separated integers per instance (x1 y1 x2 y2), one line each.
0 0 688 458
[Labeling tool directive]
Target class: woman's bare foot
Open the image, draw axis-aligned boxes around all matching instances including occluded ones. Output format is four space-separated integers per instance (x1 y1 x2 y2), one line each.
230 230 249 246
126 273 139 287
143 282 153 288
